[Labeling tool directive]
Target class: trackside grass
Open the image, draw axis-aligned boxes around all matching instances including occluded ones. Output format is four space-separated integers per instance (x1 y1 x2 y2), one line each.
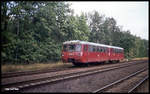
1 57 148 73
2 61 72 73
131 57 148 61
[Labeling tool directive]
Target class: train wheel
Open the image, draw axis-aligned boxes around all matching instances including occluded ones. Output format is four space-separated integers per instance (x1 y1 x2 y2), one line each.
85 63 89 67
117 60 120 63
72 62 82 66
109 60 113 63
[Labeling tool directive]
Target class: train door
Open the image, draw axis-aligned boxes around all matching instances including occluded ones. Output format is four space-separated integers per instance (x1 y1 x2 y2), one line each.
108 48 110 60
106 47 109 61
83 44 88 63
87 45 92 62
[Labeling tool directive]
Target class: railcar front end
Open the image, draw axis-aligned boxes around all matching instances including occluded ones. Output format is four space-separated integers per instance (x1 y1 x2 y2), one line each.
61 43 85 65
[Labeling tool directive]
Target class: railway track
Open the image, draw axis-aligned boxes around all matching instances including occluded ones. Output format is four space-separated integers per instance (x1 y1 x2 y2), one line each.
128 75 149 93
92 68 148 93
2 60 148 92
1 60 144 78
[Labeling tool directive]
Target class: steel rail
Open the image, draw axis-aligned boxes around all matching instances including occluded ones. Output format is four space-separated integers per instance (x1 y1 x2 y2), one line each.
2 66 73 78
128 75 149 93
92 68 148 93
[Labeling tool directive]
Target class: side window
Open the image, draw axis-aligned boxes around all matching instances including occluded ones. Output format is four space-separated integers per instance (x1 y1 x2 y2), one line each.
103 47 105 52
88 45 93 52
97 46 99 52
104 47 106 53
106 48 108 53
91 46 93 52
120 50 122 53
93 46 96 52
102 47 104 52
101 47 103 52
76 44 81 52
88 45 91 52
84 45 87 51
104 47 107 53
100 47 103 52
117 49 119 53
98 47 101 52
99 47 101 52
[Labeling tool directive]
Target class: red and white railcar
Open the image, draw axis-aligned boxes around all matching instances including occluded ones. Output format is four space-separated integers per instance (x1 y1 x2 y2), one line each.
61 40 124 66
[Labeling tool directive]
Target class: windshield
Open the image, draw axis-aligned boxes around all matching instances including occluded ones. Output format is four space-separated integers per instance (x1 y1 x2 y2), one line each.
63 44 81 52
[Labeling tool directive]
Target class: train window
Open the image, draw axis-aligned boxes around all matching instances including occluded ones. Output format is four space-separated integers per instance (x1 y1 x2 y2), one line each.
84 45 87 51
115 49 117 53
97 47 100 52
88 45 93 52
97 46 100 52
96 47 98 52
93 46 96 52
101 47 104 52
112 49 114 53
99 47 101 52
88 45 90 52
66 44 81 52
103 47 105 52
119 49 121 53
95 46 97 52
100 47 103 52
104 47 107 53
105 48 107 53
91 46 93 52
105 48 107 52
76 44 81 52
68 44 75 52
103 48 105 52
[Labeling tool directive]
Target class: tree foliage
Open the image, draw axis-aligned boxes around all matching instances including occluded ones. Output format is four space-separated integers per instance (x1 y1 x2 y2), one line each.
1 1 148 64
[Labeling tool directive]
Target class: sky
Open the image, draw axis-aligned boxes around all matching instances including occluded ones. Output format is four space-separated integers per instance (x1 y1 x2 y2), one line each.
69 1 149 40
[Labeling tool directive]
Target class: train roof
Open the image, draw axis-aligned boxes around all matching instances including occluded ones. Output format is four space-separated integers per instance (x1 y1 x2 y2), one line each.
63 40 123 50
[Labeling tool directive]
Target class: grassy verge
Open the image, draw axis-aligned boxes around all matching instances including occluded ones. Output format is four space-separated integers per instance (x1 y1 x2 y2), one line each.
122 57 148 62
1 61 72 73
1 57 148 73
131 57 148 61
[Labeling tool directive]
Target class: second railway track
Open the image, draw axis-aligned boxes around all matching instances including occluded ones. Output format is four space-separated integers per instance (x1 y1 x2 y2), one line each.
93 68 148 93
